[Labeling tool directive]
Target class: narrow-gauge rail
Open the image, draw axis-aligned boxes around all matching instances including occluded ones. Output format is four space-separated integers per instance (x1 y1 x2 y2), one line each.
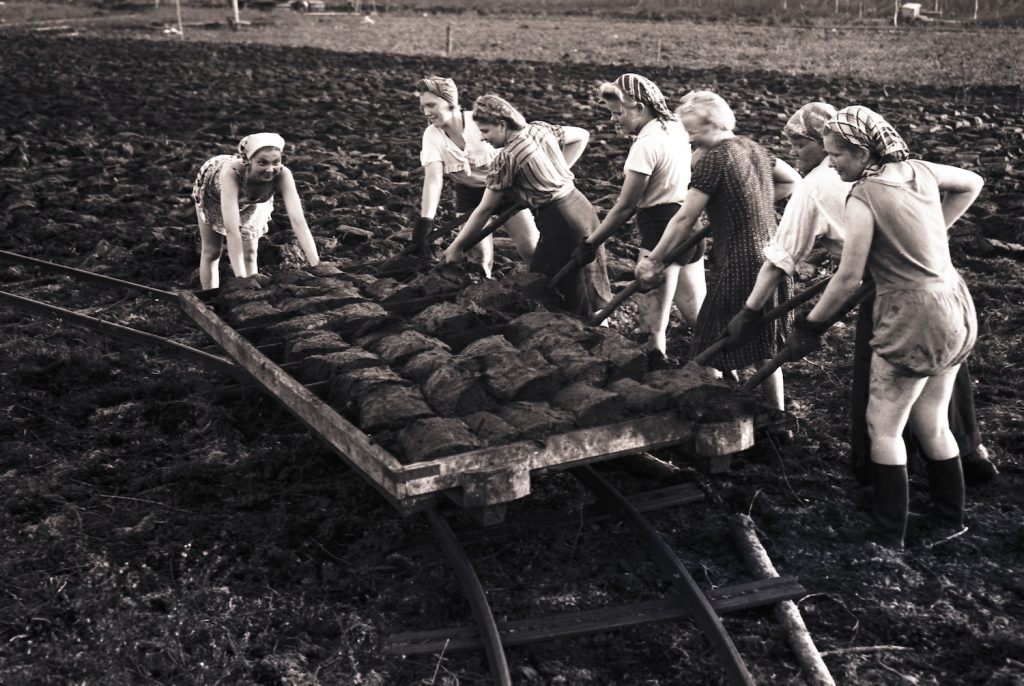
1 250 809 685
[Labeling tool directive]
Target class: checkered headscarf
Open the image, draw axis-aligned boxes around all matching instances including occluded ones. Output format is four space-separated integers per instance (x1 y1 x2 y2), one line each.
416 76 459 107
783 102 836 142
614 73 675 122
823 106 909 165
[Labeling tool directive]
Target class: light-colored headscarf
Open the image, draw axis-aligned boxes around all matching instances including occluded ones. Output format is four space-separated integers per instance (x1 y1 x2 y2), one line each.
417 76 459 107
238 132 285 160
473 94 527 129
823 106 910 170
613 73 675 122
783 102 837 142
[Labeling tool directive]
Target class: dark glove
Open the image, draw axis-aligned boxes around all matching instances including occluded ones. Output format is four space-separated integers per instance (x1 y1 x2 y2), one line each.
411 217 435 257
722 305 764 352
571 238 599 268
785 312 829 361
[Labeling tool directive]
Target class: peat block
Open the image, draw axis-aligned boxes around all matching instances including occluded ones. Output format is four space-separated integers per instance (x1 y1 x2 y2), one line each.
398 348 456 383
358 385 434 432
217 288 271 309
331 365 409 401
299 348 383 383
261 312 331 340
505 310 591 345
411 302 485 336
423 365 496 416
497 402 575 437
590 329 648 381
277 288 363 315
328 301 390 331
457 335 519 372
225 302 283 328
363 277 404 301
371 329 451 365
551 382 626 427
606 378 673 415
283 331 350 362
394 417 483 463
523 333 608 386
463 411 520 446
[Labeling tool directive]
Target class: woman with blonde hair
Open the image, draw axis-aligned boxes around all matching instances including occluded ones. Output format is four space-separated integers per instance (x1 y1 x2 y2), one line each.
192 132 319 289
413 76 538 275
637 91 800 409
444 94 611 318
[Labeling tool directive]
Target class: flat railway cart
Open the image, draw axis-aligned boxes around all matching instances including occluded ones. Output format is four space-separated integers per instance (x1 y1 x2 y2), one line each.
2 250 811 686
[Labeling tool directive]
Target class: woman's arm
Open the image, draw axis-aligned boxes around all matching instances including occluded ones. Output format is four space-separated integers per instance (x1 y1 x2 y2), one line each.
647 187 710 262
921 161 984 229
745 262 788 310
420 161 445 219
278 166 319 267
806 195 873 323
772 157 801 202
559 126 590 168
588 171 648 246
218 165 247 277
443 188 503 260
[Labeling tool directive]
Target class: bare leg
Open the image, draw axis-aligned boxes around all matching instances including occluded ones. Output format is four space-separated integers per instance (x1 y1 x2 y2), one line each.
907 364 961 461
866 353 928 466
672 258 706 328
503 209 539 264
241 238 259 278
198 213 224 290
636 249 677 354
758 361 785 411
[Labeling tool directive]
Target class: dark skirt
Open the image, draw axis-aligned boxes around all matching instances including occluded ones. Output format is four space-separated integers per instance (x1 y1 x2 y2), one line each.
533 189 612 318
636 203 706 265
453 183 485 214
850 292 982 481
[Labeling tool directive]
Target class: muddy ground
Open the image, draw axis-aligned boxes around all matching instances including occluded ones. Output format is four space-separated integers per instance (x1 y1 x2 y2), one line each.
0 35 1022 685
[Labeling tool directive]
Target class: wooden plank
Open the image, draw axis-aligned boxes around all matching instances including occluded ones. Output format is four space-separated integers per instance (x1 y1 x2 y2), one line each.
383 576 806 655
176 291 436 512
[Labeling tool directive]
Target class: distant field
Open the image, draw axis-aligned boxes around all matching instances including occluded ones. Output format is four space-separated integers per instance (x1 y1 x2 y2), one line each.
3 2 1022 87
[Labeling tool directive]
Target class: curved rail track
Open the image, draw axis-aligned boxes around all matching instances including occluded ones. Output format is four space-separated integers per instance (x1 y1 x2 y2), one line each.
1 249 808 685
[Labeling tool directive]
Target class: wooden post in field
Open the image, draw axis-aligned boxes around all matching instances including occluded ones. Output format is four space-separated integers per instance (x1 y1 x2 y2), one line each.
656 38 662 64
973 0 979 20
175 0 184 37
231 0 241 30
893 0 899 26
858 0 863 18
445 23 453 56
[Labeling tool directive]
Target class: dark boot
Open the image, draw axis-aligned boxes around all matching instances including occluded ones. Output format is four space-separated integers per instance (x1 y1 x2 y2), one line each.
841 463 908 549
962 445 998 486
925 456 966 531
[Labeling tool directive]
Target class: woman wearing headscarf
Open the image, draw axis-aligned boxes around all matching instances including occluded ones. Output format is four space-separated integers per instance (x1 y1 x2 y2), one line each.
192 132 319 289
573 73 706 358
725 102 996 488
789 106 981 548
636 91 801 410
443 94 612 318
413 76 538 276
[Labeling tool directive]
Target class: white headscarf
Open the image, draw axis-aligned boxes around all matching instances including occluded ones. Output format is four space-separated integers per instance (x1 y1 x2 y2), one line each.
238 132 285 160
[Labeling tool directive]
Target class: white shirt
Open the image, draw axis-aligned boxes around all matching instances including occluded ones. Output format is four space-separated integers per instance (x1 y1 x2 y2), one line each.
420 110 494 189
763 158 851 275
623 119 691 209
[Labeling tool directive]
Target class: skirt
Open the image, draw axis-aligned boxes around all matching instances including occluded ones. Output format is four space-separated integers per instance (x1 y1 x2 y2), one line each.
532 189 612 318
636 203 706 265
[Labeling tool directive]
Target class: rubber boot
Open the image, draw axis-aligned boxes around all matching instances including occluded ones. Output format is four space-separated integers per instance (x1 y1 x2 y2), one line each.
841 463 908 549
962 445 998 486
925 456 966 531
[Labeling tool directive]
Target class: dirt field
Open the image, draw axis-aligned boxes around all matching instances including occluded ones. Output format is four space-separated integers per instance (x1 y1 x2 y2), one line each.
0 22 1022 686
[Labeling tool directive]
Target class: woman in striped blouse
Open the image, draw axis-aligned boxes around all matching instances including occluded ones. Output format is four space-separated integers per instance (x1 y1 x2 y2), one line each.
443 94 611 318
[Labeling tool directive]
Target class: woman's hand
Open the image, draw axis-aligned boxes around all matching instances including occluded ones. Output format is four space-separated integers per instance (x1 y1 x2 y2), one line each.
635 256 666 292
443 244 465 264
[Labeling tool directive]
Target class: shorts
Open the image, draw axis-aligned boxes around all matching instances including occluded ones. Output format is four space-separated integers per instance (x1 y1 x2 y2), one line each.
636 203 705 265
871 276 977 376
453 183 486 214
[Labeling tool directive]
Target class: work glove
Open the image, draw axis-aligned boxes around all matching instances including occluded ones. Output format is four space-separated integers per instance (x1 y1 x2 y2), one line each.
411 217 435 257
722 305 764 351
784 312 829 361
634 256 666 293
571 238 599 268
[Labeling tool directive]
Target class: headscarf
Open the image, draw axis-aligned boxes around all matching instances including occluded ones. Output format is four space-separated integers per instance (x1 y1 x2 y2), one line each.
238 132 285 160
416 76 459 107
613 73 675 122
782 102 836 142
472 94 527 129
823 106 910 173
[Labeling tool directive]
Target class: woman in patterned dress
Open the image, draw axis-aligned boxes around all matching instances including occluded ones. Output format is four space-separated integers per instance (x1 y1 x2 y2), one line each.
192 132 319 289
636 91 800 409
443 94 612 319
412 76 538 276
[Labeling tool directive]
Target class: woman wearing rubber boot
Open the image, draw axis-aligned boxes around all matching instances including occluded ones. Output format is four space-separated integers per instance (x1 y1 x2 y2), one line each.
786 106 981 548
